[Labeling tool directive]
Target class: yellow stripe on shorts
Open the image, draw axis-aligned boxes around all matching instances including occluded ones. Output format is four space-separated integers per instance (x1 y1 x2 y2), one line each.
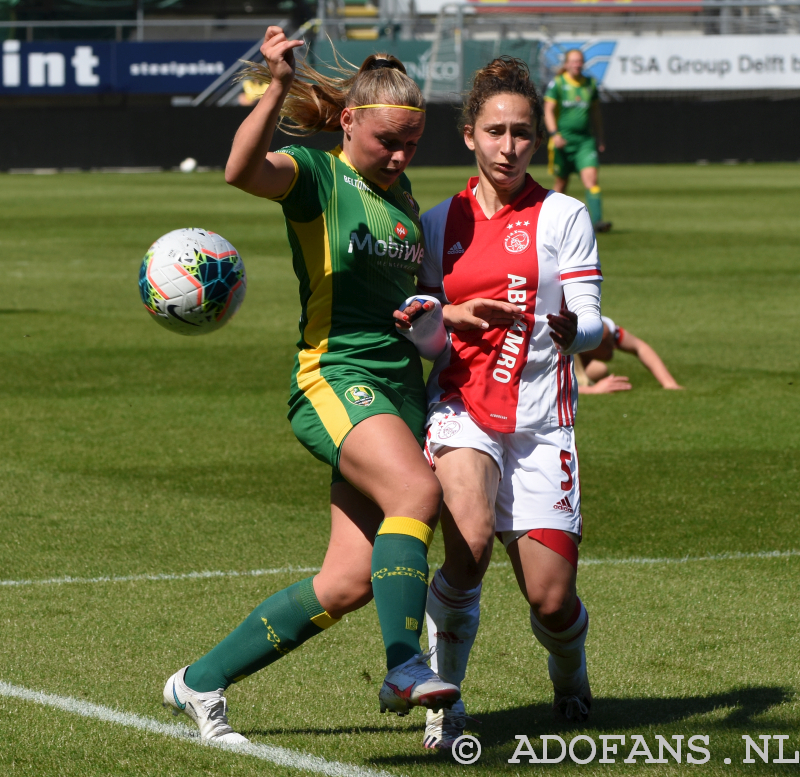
377 516 434 549
296 347 353 448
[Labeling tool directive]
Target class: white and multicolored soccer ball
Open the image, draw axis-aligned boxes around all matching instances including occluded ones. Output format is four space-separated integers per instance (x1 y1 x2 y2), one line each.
138 228 246 336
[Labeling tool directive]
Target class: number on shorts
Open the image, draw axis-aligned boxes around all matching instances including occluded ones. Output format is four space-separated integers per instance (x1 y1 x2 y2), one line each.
559 450 573 491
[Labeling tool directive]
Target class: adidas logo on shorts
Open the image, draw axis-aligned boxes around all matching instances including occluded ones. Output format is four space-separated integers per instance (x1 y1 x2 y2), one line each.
553 496 573 513
447 242 465 255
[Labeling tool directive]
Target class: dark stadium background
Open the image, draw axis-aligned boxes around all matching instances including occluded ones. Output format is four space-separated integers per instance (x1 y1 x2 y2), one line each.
1 0 798 169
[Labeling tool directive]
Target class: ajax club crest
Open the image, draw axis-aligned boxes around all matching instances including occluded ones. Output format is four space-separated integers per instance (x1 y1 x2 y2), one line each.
437 420 462 440
504 229 530 254
345 385 375 407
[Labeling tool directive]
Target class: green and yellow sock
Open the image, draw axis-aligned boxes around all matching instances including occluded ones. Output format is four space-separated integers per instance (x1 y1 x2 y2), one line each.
585 185 603 226
184 576 339 692
370 516 433 670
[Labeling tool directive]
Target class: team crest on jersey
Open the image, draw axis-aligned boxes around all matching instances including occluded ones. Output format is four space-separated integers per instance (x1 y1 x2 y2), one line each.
345 385 375 407
437 420 462 440
403 191 420 214
395 222 408 240
504 229 531 254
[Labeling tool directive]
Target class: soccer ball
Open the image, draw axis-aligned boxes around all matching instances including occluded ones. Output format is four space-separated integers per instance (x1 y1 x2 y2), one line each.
138 228 246 336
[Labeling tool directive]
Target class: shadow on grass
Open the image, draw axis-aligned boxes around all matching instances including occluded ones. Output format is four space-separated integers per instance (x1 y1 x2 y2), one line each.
301 686 790 768
0 309 41 314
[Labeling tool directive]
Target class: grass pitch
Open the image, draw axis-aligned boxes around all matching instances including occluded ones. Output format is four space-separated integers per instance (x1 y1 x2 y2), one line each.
0 163 798 776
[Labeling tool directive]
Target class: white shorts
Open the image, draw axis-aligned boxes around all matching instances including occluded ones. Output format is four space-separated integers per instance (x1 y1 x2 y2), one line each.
426 400 582 537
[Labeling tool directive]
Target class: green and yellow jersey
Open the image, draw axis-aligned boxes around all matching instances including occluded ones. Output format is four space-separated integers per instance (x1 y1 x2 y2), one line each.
272 144 427 470
545 72 599 139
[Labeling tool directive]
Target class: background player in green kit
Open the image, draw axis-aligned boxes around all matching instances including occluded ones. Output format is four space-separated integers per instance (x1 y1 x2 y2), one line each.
544 49 612 232
162 26 459 743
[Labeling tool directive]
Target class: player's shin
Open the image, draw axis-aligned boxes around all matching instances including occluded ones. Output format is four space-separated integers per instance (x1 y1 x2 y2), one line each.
371 516 433 669
529 598 589 688
425 569 481 687
183 576 340 692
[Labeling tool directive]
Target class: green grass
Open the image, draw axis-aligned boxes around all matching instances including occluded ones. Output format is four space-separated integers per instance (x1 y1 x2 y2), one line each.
1 164 798 776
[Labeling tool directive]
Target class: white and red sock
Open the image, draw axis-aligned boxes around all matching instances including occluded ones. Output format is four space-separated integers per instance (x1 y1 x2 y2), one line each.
425 569 481 687
529 598 589 689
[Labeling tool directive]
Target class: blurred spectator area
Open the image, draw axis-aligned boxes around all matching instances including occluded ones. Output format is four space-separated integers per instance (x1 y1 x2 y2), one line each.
0 0 312 40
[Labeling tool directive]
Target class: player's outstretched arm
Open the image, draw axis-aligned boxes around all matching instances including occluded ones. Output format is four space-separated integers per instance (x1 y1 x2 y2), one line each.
225 26 305 199
618 332 683 389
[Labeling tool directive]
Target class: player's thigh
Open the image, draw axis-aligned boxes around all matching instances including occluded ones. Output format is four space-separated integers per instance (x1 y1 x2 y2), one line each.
314 481 382 617
575 138 600 185
434 446 500 558
339 413 442 523
427 402 503 543
290 372 439 520
551 143 572 184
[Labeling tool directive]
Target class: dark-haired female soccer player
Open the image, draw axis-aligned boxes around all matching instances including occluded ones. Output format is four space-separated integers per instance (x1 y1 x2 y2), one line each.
544 49 611 233
162 26 459 743
397 56 603 749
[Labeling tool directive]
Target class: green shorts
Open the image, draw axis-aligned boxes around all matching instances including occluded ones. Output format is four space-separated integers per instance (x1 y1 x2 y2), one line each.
288 368 427 485
549 135 599 179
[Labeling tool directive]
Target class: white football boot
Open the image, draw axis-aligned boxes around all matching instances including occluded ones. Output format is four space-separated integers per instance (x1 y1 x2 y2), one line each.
163 666 249 743
423 699 467 750
379 649 460 716
550 654 592 723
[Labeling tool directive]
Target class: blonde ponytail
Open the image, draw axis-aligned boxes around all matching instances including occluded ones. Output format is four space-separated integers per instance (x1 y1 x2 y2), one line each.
237 48 424 136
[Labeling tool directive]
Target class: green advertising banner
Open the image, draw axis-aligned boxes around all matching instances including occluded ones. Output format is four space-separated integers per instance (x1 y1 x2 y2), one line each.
307 38 542 97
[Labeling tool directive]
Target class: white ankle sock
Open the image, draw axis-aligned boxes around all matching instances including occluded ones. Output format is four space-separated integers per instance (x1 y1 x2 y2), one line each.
529 599 589 687
425 569 481 687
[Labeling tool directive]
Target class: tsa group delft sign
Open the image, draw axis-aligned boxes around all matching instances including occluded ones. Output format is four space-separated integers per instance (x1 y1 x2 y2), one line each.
0 40 252 94
548 36 800 90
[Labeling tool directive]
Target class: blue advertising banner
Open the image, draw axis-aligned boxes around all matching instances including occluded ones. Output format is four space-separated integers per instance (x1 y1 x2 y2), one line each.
0 40 253 94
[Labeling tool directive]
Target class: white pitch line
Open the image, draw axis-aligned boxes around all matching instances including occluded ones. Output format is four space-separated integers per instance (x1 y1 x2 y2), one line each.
1 549 798 590
0 565 321 588
0 681 398 777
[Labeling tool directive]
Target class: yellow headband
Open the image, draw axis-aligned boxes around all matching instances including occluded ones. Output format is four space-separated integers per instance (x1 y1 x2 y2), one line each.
349 104 425 112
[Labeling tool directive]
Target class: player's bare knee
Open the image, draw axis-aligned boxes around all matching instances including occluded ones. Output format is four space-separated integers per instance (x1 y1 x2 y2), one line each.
321 581 373 619
529 584 576 626
407 475 444 522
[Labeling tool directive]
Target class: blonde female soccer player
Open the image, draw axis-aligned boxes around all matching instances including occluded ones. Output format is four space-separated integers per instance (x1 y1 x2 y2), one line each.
163 27 459 743
396 56 603 749
544 49 611 233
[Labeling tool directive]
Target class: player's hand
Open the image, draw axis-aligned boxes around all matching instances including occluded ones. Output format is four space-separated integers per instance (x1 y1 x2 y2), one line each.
547 308 577 350
260 26 304 87
590 374 632 393
393 299 433 331
444 299 523 331
663 382 684 390
597 142 606 153
553 133 567 149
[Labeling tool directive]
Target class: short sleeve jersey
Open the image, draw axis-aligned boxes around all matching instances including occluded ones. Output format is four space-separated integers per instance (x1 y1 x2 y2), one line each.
419 175 602 433
272 145 426 381
545 73 599 139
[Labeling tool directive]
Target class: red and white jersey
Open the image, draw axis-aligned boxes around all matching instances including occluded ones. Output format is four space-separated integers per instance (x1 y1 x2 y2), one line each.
419 175 602 433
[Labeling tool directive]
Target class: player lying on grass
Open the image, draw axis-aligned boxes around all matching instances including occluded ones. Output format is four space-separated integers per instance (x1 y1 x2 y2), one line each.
163 26 460 743
544 49 611 233
395 56 603 750
575 315 683 393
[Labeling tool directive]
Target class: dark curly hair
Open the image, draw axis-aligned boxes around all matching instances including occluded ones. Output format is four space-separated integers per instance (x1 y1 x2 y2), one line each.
459 56 544 141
